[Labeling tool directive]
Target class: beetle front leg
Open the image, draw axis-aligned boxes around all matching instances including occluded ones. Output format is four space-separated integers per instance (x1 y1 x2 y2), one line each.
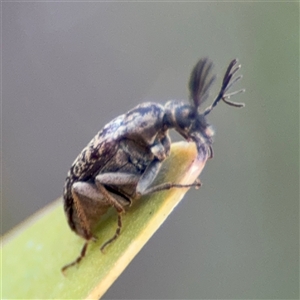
140 179 201 196
136 159 201 196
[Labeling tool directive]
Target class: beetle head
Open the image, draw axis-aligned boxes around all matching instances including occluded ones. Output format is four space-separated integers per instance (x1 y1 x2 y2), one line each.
164 58 245 155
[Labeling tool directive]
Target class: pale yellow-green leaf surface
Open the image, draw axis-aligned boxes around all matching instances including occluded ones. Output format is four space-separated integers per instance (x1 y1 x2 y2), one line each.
1 142 209 299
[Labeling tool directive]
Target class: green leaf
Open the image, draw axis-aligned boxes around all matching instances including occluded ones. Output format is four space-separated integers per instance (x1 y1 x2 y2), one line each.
1 141 209 299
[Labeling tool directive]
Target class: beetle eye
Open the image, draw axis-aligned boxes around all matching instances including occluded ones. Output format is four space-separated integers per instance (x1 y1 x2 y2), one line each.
175 106 194 130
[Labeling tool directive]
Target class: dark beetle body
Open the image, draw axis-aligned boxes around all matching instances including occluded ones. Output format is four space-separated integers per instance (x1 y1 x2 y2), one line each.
62 58 244 272
64 103 170 235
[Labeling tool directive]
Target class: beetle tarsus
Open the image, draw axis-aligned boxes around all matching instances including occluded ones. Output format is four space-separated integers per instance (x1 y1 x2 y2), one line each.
61 241 89 274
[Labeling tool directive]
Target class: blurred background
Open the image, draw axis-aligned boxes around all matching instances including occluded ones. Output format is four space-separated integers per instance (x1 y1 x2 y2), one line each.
2 1 299 299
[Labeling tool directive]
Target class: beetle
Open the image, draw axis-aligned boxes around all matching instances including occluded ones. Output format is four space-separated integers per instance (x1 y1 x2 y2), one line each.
62 58 244 272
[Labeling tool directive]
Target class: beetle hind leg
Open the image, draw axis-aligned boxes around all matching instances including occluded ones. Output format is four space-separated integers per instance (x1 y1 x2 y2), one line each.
61 240 89 274
62 181 129 273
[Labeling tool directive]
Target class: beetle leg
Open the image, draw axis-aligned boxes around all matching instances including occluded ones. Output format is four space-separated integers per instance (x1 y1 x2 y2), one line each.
139 179 201 196
136 159 201 196
71 181 112 238
62 181 130 272
95 172 140 186
93 173 139 251
62 241 89 274
99 212 123 252
136 159 162 194
94 178 133 252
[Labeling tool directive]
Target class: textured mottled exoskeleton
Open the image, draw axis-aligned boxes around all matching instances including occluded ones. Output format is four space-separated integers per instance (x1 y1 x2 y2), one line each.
62 58 244 272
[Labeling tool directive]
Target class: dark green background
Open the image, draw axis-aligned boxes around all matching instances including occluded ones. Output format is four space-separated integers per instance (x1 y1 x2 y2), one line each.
3 2 299 299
